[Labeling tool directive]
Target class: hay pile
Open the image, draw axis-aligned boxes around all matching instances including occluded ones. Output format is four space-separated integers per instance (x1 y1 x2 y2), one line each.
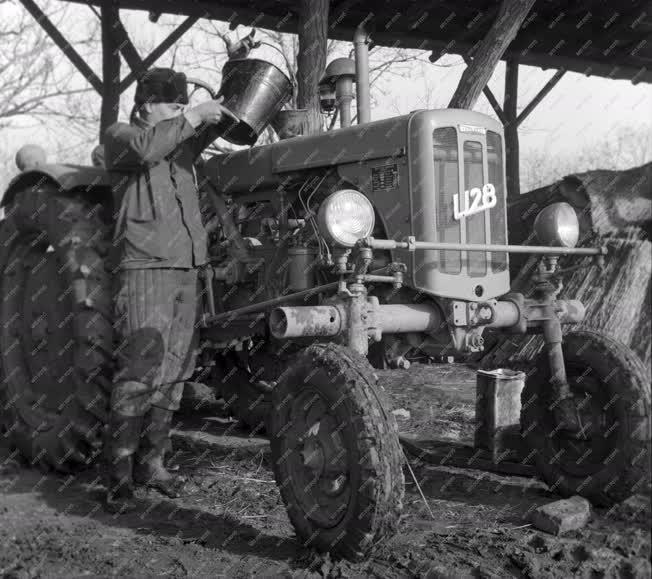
481 162 651 372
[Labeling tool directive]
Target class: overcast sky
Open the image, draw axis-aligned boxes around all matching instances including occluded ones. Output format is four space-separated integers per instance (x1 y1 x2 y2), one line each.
1 5 651 190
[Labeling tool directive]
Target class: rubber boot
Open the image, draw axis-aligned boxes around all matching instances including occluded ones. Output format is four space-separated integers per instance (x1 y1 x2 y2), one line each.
133 407 186 498
104 414 143 514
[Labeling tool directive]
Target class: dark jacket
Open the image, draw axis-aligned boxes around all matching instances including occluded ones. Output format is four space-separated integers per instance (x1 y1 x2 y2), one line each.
104 114 221 269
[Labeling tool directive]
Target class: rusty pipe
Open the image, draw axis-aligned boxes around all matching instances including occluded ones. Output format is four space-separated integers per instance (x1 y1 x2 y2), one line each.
376 304 442 333
270 305 343 339
269 302 442 339
486 301 521 329
487 298 585 330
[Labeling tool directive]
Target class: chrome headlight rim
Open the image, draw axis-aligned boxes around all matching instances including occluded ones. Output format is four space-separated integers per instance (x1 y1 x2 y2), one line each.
534 202 580 248
317 189 376 248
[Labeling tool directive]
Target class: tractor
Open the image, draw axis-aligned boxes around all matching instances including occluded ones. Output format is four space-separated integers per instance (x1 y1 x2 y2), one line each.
0 32 649 562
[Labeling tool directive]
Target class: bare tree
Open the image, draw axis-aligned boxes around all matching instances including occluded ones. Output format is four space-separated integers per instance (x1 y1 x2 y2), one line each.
0 1 98 130
520 124 652 191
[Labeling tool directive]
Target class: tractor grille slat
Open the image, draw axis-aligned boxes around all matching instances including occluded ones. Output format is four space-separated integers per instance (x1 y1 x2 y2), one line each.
487 131 507 272
463 141 487 277
433 127 461 274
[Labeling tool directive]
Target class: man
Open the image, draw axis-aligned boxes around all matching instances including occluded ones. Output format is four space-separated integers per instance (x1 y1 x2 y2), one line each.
103 67 238 513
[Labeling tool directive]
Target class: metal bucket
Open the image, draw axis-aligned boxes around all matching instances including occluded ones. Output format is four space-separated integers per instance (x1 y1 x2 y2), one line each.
217 58 293 146
270 109 308 140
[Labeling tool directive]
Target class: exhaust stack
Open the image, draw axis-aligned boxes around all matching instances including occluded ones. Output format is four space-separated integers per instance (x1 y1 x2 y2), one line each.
354 24 371 124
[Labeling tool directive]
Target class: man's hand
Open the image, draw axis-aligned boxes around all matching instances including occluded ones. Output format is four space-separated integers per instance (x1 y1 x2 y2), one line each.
184 96 239 128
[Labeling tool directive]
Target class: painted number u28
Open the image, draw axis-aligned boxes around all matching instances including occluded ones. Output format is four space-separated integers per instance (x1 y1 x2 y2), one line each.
453 183 497 220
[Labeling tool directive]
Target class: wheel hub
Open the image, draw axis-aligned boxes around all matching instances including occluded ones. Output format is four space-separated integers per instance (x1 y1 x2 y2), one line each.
301 435 325 473
286 389 352 527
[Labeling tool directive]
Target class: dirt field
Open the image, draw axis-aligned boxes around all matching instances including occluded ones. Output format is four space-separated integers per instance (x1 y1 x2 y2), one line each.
1 363 650 578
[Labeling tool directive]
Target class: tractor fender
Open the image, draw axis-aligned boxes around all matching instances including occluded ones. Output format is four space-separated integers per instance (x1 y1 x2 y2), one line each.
1 164 110 208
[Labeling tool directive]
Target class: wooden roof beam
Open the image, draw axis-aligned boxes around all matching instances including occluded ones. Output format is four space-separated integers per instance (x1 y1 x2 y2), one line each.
19 0 103 94
118 16 198 92
516 68 565 126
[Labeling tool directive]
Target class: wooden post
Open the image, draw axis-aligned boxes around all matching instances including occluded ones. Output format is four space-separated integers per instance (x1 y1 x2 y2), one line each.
448 0 535 110
296 0 329 135
100 1 121 143
504 58 520 198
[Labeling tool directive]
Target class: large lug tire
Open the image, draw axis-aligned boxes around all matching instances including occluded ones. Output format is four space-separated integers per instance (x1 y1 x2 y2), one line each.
269 343 404 561
0 187 113 471
521 330 651 506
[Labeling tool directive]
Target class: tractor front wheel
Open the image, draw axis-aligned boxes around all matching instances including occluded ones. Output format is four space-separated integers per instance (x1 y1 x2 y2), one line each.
521 330 651 506
269 343 404 561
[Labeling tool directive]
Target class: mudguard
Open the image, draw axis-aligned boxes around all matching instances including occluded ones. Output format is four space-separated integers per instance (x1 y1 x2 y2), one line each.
1 164 109 208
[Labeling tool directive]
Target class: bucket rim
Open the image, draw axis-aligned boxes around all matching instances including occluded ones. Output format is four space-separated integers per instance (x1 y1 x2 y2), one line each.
222 57 294 88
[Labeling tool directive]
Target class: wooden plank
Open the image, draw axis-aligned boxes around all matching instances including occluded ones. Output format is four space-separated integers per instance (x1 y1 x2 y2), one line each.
19 0 103 94
296 0 329 134
401 435 536 478
504 58 520 198
448 0 536 109
118 16 198 92
100 1 121 142
517 68 566 126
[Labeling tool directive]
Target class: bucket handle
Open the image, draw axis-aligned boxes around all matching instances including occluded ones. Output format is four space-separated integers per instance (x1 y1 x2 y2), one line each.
225 29 295 91
186 77 218 100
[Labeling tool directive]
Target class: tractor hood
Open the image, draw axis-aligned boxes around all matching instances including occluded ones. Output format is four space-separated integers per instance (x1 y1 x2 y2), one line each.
204 114 411 196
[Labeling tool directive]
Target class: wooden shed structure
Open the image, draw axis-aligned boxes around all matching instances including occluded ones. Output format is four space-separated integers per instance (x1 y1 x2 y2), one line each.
18 0 652 196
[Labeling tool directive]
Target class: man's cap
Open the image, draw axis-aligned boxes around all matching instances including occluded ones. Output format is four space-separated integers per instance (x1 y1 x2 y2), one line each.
135 68 189 105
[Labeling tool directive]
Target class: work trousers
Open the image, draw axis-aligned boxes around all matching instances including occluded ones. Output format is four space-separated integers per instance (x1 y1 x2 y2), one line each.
111 268 199 417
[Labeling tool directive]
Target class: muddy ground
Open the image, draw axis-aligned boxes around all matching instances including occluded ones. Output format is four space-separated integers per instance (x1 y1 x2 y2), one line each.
1 363 650 578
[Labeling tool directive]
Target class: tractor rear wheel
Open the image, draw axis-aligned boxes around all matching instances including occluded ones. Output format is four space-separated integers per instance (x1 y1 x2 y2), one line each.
269 343 404 561
521 330 651 506
0 186 113 471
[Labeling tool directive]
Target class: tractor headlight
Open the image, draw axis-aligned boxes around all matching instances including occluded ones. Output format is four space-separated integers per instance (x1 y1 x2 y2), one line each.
534 202 580 248
317 189 375 247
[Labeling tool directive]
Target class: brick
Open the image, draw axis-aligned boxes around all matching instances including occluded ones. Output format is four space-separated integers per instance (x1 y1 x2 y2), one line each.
530 496 591 535
609 494 651 524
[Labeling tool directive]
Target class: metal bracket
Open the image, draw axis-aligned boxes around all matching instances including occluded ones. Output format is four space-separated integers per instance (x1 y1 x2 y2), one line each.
452 301 467 326
405 236 417 252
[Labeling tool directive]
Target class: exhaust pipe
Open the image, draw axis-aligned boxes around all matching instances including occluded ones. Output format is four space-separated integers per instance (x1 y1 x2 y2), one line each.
269 303 442 339
354 24 371 124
